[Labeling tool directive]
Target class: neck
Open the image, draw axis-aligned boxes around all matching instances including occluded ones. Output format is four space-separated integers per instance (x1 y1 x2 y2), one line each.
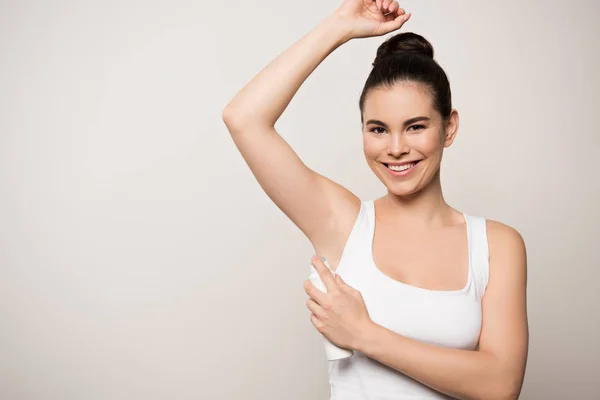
381 170 455 228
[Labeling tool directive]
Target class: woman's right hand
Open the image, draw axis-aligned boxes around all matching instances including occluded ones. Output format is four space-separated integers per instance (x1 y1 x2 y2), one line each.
334 0 411 39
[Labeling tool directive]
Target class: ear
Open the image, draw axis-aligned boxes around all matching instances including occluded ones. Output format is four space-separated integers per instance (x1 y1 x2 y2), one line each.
443 109 459 148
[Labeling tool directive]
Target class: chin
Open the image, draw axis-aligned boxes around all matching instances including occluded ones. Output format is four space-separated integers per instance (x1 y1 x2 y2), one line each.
387 183 423 197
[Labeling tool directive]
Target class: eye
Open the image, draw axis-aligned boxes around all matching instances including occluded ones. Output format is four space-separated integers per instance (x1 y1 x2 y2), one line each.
408 124 426 131
369 126 386 134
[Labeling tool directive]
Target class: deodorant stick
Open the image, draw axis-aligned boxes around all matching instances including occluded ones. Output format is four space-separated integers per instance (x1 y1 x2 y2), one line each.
308 256 354 361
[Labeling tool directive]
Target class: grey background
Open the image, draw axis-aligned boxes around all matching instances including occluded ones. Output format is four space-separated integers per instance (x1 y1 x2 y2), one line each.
1 0 598 399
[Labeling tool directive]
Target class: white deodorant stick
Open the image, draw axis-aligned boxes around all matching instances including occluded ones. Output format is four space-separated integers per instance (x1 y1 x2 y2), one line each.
308 256 354 361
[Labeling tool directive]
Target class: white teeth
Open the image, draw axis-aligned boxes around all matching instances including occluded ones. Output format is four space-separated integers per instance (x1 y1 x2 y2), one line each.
388 162 416 172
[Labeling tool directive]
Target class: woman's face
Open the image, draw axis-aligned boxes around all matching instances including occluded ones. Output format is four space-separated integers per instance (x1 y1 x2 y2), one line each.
361 81 459 197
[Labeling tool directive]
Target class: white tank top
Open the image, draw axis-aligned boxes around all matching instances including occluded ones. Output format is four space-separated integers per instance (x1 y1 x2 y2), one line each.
328 200 489 400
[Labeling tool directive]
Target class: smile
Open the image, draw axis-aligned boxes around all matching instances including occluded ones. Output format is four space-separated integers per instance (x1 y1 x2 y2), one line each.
383 161 420 177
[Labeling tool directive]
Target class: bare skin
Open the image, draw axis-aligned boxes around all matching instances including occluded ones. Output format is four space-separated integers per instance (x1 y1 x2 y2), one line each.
223 1 528 399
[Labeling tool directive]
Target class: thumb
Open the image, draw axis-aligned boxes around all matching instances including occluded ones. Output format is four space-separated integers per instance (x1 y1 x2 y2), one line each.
380 12 411 35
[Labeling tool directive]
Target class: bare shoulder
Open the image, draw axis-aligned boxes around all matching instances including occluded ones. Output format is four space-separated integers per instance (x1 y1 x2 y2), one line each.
485 219 527 278
486 219 526 253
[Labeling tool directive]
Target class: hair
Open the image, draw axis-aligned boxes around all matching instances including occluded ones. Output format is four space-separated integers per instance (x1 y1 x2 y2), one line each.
359 32 452 123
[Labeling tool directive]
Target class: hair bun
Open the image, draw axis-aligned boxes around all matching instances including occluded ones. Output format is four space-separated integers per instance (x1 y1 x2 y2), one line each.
373 32 434 67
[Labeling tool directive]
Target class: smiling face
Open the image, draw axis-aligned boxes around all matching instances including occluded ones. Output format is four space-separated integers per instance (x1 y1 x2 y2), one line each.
361 81 459 197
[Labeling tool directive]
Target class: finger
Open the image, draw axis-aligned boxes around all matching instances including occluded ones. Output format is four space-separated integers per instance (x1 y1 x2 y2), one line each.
310 313 324 332
306 298 327 319
384 10 410 29
376 0 382 11
383 0 392 13
304 279 327 306
389 2 399 14
312 256 337 293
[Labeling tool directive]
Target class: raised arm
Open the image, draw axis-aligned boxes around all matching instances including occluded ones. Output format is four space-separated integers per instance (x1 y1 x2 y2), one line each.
222 2 410 265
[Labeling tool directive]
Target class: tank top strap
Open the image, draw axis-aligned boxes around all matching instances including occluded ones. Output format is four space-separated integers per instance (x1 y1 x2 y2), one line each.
350 199 375 245
365 199 376 233
465 214 490 302
334 200 374 276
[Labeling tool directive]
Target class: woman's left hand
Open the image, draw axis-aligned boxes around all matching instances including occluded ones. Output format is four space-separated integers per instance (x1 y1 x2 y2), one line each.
304 256 373 350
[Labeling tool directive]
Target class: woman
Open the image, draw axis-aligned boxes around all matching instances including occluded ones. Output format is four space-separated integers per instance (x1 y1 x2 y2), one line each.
222 1 528 399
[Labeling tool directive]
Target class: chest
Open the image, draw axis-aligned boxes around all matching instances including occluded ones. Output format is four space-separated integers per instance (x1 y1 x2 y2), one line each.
372 222 470 291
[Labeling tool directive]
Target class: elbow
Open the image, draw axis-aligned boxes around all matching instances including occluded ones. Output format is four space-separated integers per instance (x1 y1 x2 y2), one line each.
221 105 260 133
469 368 523 400
221 105 239 128
487 374 523 400
501 381 523 400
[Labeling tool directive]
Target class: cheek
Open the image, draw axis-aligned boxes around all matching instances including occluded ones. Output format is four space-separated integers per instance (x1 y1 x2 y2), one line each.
414 132 444 155
363 139 380 158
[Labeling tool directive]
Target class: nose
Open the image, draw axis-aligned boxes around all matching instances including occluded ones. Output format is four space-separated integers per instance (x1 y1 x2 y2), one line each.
387 132 410 158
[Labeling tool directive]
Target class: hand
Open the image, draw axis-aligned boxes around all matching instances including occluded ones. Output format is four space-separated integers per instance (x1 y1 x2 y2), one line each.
304 256 373 350
334 0 411 39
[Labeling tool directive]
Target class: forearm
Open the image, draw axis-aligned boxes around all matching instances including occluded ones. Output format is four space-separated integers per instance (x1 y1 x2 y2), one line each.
356 322 518 400
223 13 351 127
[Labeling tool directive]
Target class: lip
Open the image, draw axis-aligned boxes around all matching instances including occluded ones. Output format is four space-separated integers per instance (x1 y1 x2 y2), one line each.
382 161 420 177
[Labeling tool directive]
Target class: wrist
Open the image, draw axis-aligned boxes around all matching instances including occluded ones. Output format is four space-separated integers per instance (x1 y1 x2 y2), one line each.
323 12 354 45
353 320 380 353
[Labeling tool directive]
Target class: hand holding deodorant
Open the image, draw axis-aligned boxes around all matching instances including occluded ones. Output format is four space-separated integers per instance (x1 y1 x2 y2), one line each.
308 256 354 361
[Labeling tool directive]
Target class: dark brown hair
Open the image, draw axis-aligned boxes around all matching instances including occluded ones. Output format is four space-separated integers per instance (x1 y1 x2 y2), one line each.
359 32 452 123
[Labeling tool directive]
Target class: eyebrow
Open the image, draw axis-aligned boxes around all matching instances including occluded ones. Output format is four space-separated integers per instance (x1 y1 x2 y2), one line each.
365 116 431 128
